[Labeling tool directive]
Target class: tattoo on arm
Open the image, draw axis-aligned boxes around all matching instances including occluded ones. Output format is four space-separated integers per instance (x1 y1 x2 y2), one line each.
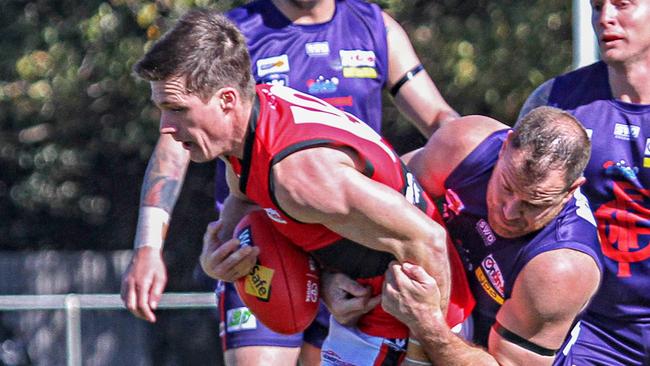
140 148 188 213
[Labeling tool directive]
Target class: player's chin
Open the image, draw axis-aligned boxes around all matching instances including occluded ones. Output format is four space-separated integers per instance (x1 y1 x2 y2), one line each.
189 151 213 163
492 221 526 239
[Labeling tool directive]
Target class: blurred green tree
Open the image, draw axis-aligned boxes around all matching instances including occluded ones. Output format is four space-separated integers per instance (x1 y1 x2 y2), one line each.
0 1 576 363
0 0 574 251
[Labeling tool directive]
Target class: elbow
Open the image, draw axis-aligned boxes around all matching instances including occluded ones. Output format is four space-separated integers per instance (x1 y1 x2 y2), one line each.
401 222 448 266
426 224 449 262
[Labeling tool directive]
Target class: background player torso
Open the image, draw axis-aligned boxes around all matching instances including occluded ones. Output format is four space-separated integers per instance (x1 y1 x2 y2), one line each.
549 61 650 323
227 0 388 133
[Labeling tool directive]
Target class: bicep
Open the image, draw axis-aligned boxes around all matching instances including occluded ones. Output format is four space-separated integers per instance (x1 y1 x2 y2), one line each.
489 250 600 364
272 147 444 262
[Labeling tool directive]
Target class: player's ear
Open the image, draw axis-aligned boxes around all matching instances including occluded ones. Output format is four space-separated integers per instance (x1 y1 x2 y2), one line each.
217 88 238 111
563 176 586 203
498 130 514 158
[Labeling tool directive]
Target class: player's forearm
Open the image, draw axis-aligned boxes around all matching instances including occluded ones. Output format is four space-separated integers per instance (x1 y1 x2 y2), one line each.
134 135 190 249
217 194 259 243
394 91 460 138
403 217 451 312
326 179 451 309
140 135 190 212
413 313 499 366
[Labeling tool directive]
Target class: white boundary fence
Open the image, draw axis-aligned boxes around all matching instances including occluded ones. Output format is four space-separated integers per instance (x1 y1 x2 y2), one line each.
0 292 216 366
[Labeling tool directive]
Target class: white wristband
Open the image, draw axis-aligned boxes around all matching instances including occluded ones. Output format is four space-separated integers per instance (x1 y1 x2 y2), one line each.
133 206 170 250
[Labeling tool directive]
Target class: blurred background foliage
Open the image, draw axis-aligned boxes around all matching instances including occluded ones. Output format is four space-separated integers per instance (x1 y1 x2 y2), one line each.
0 0 573 255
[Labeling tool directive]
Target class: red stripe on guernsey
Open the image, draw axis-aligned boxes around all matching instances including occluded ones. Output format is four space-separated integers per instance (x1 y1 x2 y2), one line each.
323 96 354 107
219 291 228 352
373 341 405 366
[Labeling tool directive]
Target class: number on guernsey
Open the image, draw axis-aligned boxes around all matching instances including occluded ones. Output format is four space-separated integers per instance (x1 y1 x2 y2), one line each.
270 85 397 161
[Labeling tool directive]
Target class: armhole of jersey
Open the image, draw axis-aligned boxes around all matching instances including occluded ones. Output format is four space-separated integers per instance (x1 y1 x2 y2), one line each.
346 0 389 88
238 96 260 195
268 140 374 223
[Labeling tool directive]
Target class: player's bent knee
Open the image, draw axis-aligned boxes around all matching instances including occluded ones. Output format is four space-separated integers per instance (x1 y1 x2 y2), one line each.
225 346 301 366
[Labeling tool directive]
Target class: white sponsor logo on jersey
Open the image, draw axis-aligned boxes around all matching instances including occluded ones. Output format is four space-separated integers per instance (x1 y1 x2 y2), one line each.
257 55 290 77
481 255 505 297
645 138 650 156
305 41 330 57
613 123 640 141
264 208 287 224
226 307 257 332
339 50 376 67
585 128 593 139
475 219 496 246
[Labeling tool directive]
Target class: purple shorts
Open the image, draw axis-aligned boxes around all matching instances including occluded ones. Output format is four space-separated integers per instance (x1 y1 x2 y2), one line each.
217 281 330 351
554 312 650 366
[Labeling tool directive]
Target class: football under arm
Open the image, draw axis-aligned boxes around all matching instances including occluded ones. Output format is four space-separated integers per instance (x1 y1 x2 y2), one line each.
272 146 451 309
218 159 260 241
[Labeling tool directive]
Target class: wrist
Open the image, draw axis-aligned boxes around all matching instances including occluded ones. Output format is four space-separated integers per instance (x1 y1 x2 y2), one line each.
134 206 170 250
409 310 447 342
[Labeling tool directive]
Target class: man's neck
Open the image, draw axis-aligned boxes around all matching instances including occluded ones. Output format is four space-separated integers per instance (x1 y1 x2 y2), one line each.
230 97 255 160
270 0 335 25
607 56 650 104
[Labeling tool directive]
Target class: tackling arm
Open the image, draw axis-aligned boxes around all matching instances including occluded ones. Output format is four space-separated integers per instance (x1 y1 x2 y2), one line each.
383 249 600 366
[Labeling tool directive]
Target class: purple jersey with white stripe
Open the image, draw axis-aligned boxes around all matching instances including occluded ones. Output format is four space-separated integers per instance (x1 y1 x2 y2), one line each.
548 61 650 365
227 0 388 133
547 61 650 323
441 129 602 346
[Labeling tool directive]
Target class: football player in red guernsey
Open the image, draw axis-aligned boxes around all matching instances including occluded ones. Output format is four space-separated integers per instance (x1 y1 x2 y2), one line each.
133 9 472 365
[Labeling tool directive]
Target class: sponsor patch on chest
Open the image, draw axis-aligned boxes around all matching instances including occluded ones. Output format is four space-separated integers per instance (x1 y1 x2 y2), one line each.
613 123 640 141
475 219 496 246
257 55 290 77
474 254 505 305
305 41 330 57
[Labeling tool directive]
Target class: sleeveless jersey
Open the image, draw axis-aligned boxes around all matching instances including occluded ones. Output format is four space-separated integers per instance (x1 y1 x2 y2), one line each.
227 0 388 132
548 61 650 323
216 0 389 209
441 129 602 346
229 84 474 338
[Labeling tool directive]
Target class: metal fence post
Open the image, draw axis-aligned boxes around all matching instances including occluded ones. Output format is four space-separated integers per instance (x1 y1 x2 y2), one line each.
65 294 82 366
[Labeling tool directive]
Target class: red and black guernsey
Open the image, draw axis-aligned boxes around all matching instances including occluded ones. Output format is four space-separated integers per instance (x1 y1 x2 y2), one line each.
229 84 473 338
